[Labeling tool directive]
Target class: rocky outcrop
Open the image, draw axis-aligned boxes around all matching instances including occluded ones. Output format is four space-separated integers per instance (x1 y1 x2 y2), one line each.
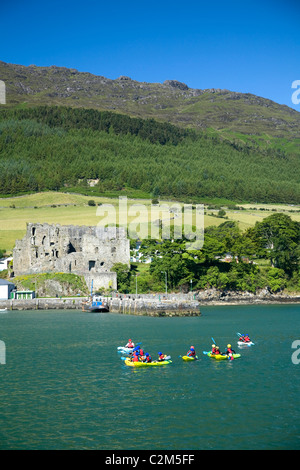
163 80 189 91
2 61 300 138
196 288 300 304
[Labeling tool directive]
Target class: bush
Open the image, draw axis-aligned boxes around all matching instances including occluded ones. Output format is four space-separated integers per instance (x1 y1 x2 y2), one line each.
267 267 287 292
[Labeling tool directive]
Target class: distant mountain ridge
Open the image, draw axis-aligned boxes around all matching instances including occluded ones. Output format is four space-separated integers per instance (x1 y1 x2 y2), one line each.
1 60 300 142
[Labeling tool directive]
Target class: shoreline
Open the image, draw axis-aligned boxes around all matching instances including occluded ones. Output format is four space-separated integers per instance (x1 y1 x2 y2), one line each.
0 291 299 314
195 289 300 306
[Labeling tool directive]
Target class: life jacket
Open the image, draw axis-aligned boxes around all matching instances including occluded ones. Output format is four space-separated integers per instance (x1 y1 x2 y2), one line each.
126 342 134 348
226 348 235 355
212 348 220 355
139 348 144 355
132 354 139 362
158 353 165 361
146 355 152 363
188 349 196 357
244 336 250 342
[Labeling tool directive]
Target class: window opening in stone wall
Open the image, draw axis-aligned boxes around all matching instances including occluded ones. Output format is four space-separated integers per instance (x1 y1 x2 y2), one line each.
67 242 76 254
89 260 96 271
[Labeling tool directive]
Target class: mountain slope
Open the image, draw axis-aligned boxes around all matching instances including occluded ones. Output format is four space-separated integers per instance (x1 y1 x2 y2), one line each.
1 60 300 143
0 106 299 203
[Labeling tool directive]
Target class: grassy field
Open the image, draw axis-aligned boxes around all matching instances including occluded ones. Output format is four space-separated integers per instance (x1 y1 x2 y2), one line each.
0 191 299 252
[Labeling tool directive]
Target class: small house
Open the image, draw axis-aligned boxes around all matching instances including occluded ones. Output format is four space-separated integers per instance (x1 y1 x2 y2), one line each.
13 290 36 300
0 279 15 300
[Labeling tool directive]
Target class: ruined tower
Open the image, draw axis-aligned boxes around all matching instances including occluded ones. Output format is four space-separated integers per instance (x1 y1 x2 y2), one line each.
13 223 130 291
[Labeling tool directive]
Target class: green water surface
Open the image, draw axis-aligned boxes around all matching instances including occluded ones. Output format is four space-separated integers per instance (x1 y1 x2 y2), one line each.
0 304 299 450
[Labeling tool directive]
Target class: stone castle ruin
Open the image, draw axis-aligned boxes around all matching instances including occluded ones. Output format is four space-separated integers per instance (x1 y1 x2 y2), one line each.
13 223 130 291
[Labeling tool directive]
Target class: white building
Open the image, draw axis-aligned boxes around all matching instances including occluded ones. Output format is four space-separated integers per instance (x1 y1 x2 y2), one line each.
0 279 15 300
0 257 13 272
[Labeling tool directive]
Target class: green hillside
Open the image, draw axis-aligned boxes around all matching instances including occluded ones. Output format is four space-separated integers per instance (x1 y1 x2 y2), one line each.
0 106 299 203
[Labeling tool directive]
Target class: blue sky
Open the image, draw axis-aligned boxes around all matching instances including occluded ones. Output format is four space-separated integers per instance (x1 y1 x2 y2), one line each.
1 0 300 110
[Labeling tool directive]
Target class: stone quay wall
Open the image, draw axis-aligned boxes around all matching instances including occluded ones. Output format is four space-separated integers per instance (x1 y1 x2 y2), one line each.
0 296 201 316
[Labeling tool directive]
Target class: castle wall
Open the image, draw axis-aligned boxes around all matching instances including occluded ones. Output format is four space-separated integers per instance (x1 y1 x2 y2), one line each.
13 223 130 290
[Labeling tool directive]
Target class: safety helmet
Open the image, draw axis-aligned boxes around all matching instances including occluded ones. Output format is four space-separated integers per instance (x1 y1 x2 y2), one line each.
158 352 162 355
145 353 149 356
227 344 231 348
190 347 194 350
212 344 216 348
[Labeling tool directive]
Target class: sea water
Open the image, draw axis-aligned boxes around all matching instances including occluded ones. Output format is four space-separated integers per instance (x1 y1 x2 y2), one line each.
0 304 299 450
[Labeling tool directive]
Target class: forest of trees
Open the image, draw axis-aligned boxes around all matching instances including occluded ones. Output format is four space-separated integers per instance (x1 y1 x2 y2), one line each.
113 214 300 294
0 106 299 203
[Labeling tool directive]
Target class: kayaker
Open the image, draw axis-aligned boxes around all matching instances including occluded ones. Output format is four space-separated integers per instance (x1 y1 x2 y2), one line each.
125 339 135 348
140 352 146 362
139 347 144 356
211 345 221 355
187 346 196 357
132 351 140 362
157 352 166 362
239 334 251 343
225 344 236 355
144 352 152 363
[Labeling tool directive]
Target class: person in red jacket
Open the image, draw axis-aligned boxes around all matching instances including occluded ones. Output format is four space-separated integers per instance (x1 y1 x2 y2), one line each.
125 339 135 348
187 346 196 357
225 344 236 360
211 345 221 355
132 351 140 362
157 352 166 362
144 353 152 363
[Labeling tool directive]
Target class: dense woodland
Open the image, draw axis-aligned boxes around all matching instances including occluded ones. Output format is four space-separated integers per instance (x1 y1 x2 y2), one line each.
0 106 299 203
113 214 300 294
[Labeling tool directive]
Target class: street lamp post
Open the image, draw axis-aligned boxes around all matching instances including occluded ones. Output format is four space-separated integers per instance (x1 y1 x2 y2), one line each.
161 271 167 295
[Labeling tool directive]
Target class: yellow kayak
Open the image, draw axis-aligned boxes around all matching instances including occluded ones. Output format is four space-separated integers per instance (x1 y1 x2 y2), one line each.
206 352 241 360
125 358 172 367
182 355 198 361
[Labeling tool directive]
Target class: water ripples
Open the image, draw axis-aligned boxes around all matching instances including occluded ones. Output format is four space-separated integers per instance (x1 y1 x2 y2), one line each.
0 307 299 449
